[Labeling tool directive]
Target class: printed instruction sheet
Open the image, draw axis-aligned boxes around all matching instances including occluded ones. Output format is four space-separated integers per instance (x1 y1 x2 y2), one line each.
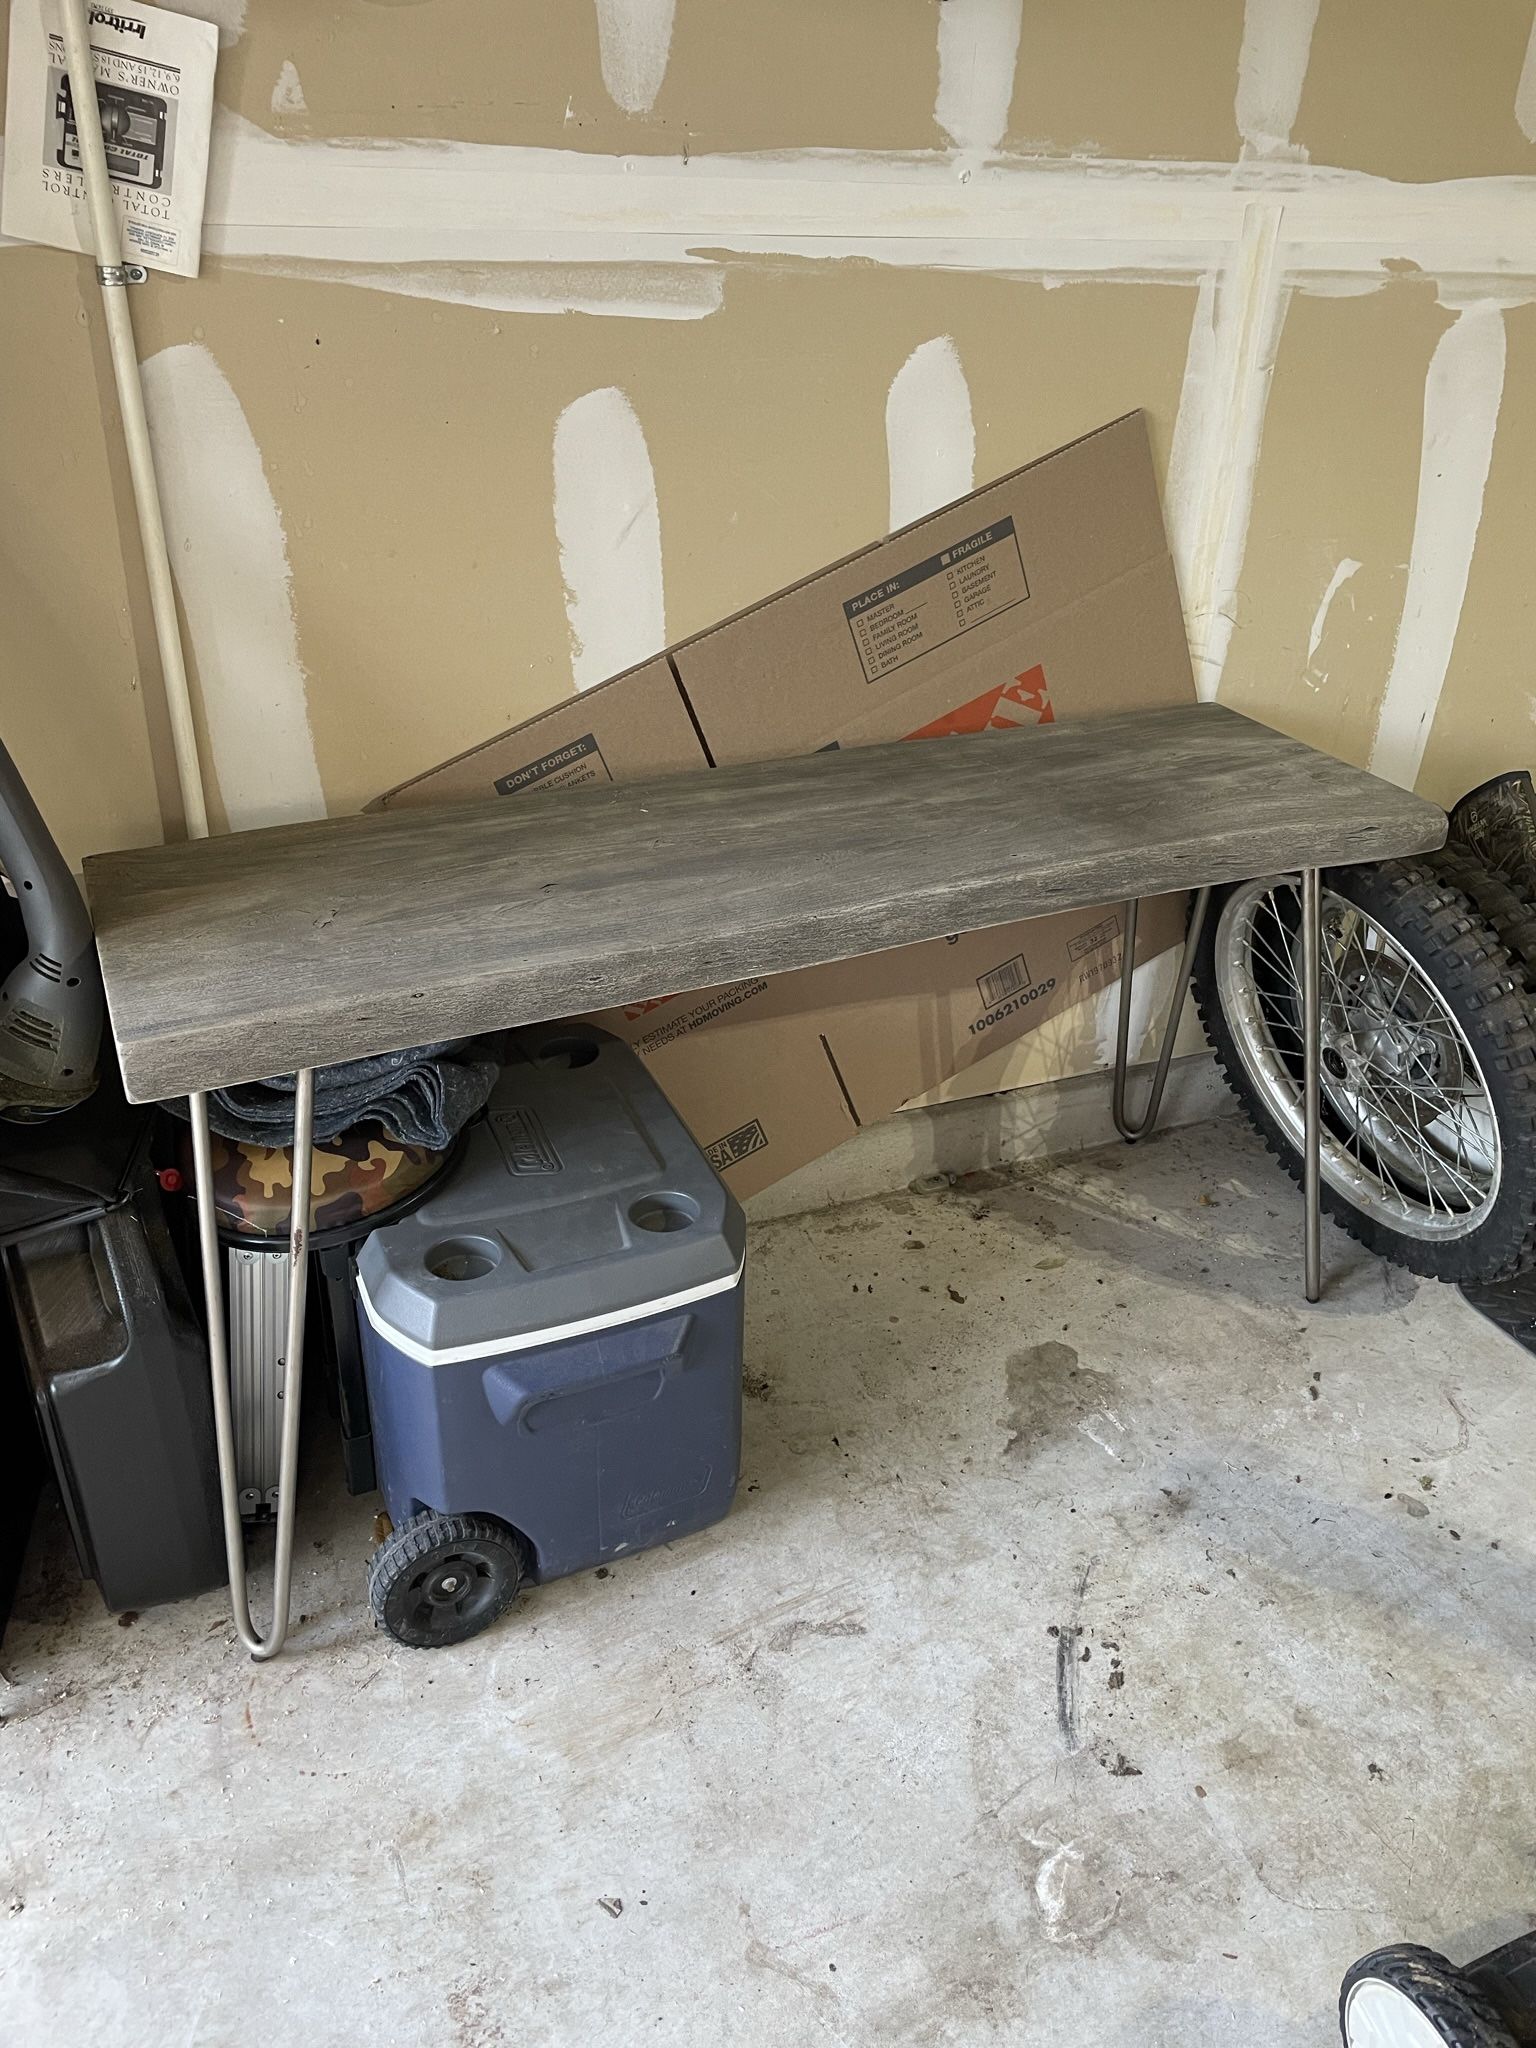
2 1 217 278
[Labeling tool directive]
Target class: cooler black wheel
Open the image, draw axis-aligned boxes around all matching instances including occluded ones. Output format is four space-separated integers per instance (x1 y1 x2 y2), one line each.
1340 1944 1517 2047
368 1510 525 1648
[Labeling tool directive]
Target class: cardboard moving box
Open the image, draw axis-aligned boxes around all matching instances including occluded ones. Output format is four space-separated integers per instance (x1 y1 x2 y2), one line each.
376 411 1196 1198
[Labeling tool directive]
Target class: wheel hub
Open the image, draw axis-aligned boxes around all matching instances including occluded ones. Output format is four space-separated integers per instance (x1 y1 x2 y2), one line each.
423 1556 479 1608
1213 876 1502 1242
1348 1015 1438 1083
1321 1020 1423 1102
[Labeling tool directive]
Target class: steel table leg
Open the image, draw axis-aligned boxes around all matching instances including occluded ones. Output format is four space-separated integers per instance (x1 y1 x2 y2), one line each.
1302 867 1323 1303
1111 889 1213 1144
190 1068 315 1659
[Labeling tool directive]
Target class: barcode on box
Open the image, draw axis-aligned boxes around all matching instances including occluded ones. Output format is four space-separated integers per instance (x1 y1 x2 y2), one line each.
977 954 1030 1009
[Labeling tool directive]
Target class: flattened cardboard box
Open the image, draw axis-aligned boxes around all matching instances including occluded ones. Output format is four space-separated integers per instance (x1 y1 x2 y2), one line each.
671 407 1181 761
588 896 1185 1199
374 656 705 801
374 412 1197 1196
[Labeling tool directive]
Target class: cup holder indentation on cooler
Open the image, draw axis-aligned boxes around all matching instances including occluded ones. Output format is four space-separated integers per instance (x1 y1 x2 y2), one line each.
536 1036 599 1070
425 1236 503 1281
629 1193 700 1234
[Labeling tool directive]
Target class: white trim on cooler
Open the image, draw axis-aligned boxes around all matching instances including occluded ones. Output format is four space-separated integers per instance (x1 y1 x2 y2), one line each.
354 1256 746 1368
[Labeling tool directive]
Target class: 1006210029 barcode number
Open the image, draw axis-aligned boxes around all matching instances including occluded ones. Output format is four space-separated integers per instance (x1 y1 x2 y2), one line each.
969 975 1057 1034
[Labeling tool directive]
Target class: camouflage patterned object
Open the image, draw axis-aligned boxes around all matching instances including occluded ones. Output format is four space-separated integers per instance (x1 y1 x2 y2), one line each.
1450 770 1536 897
179 1121 451 1240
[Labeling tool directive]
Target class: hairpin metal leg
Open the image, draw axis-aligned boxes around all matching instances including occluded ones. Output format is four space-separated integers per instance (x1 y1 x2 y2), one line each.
1111 888 1213 1143
1301 867 1323 1304
190 1067 314 1660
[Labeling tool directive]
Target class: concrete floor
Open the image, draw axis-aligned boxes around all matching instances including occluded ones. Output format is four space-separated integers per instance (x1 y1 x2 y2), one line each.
5 1115 1535 2048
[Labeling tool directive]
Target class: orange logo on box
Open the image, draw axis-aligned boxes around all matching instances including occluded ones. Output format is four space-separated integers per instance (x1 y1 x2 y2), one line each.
904 664 1053 741
622 994 677 1021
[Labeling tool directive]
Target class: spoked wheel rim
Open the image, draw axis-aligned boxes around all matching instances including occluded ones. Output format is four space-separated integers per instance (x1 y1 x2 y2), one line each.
1344 1977 1456 2046
1215 876 1501 1242
395 1543 504 1642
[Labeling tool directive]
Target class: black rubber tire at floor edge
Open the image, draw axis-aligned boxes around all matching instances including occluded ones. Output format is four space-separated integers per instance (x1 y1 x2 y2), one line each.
1192 858 1536 1285
1340 1943 1517 2047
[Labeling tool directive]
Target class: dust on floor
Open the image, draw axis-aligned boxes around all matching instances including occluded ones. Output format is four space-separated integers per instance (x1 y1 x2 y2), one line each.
4 1117 1532 2048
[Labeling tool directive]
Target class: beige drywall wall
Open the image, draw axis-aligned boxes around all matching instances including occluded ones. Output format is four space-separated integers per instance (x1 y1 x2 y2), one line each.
1418 299 1536 810
1218 282 1445 773
0 247 164 854
3 0 1535 1109
109 259 1195 823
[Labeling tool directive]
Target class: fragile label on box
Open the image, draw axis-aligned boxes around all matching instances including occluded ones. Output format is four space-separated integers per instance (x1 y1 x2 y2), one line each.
842 517 1030 683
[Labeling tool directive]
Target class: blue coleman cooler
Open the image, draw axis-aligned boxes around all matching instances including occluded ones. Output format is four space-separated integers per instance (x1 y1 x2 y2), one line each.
355 1027 746 1647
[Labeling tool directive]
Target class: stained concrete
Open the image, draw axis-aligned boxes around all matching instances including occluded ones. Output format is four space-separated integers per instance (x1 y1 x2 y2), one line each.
748 1049 1230 1219
5 1115 1534 2047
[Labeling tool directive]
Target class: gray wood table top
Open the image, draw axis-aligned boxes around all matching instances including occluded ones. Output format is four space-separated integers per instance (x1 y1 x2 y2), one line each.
85 702 1446 1103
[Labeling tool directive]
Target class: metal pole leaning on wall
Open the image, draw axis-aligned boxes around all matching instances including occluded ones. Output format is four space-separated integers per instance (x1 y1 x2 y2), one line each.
1301 868 1323 1303
56 0 209 843
1111 889 1213 1143
190 1072 315 1660
58 6 319 1654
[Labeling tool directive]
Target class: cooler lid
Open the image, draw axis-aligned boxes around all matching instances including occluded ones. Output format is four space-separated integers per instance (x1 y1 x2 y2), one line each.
356 1027 744 1365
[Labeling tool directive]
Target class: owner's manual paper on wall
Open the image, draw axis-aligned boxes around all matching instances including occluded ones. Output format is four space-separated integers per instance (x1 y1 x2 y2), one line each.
2 0 216 278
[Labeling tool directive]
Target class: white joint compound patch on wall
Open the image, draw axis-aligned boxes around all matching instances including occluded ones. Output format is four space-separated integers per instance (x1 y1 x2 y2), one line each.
1520 11 1536 144
885 336 976 531
170 0 247 49
1165 268 1220 607
1175 206 1289 700
1303 556 1361 691
271 62 307 117
140 343 326 831
1369 303 1507 790
198 116 1536 287
1236 0 1321 161
593 0 677 115
935 0 1023 157
553 387 666 691
227 255 725 322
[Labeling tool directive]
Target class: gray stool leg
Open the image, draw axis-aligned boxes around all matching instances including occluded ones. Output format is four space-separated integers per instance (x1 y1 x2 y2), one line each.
1302 867 1323 1303
190 1068 315 1659
1111 889 1213 1143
